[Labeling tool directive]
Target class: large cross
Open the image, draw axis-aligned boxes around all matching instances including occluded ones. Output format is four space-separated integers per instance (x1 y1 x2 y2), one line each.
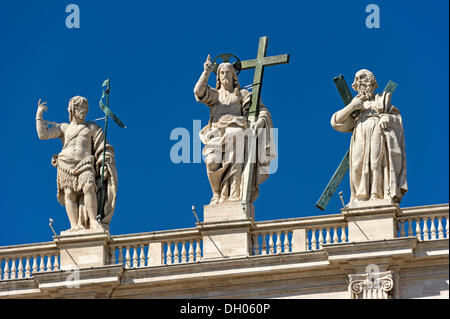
239 36 289 205
315 75 398 211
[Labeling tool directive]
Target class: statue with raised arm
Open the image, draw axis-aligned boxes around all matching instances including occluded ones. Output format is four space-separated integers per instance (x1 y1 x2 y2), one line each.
331 69 407 205
36 96 118 231
194 55 276 205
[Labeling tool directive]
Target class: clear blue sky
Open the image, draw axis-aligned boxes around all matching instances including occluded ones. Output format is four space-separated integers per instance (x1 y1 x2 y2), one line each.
1 0 448 246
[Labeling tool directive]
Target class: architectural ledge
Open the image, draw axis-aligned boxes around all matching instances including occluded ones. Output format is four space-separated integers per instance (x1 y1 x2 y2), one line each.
323 237 418 263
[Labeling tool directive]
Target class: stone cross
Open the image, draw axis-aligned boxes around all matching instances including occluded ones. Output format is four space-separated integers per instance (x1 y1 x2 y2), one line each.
239 36 289 204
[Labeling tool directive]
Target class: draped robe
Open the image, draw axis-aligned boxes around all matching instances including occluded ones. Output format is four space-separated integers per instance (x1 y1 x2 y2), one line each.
196 87 276 202
331 92 407 203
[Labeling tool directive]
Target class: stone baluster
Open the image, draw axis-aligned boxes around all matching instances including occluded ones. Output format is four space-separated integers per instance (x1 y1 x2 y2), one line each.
415 218 422 240
118 247 124 266
188 240 194 262
53 254 60 271
261 233 267 255
38 255 45 272
173 242 180 264
10 259 16 279
195 240 202 261
430 217 437 240
276 231 282 254
124 246 131 269
325 228 331 244
446 217 449 238
181 241 187 263
17 258 24 279
318 229 324 249
283 231 290 252
423 218 429 241
3 259 10 280
253 234 260 256
437 217 444 239
131 246 138 268
407 219 413 237
311 229 317 251
25 257 31 279
32 256 38 274
139 244 146 267
46 255 52 272
268 233 274 255
341 226 348 242
332 227 339 243
166 242 173 265
399 220 405 237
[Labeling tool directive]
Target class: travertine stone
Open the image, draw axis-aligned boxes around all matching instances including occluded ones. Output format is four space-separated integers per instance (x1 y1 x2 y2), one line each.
203 201 254 222
201 224 252 260
147 242 163 266
344 204 398 242
194 57 276 205
292 229 308 252
200 202 254 260
56 229 111 269
348 270 394 299
35 97 118 231
331 69 407 205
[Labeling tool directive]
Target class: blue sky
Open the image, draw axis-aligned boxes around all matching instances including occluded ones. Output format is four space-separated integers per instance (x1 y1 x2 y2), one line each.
0 0 448 246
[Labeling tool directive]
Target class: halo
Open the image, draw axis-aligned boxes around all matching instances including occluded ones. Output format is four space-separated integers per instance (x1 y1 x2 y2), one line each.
212 53 242 75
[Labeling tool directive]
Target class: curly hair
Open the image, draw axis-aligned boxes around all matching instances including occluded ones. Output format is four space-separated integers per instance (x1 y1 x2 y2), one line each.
68 96 89 121
352 69 378 100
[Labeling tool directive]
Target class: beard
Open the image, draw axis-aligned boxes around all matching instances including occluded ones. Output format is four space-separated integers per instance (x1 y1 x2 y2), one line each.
355 82 375 101
221 78 230 86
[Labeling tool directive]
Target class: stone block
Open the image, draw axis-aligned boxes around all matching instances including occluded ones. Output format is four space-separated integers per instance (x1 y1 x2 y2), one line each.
203 202 254 223
56 229 111 270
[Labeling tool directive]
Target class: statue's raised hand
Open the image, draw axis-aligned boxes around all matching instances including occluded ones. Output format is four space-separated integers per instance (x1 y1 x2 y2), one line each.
204 54 214 74
36 99 48 118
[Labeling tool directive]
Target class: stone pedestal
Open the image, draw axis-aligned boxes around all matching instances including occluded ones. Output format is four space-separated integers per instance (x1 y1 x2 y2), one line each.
199 202 254 260
343 202 399 242
56 229 111 270
203 201 254 222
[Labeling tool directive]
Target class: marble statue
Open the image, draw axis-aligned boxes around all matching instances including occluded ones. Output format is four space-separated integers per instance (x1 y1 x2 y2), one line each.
331 69 407 204
36 96 118 231
194 55 276 204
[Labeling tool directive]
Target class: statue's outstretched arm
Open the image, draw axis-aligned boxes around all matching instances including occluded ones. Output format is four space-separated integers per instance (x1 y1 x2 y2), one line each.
35 99 62 140
194 54 214 100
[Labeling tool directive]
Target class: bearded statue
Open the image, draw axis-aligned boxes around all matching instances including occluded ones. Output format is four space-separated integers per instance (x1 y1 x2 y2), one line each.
331 69 407 205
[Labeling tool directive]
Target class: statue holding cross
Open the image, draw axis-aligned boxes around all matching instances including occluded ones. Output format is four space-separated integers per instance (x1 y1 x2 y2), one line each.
194 36 288 205
327 69 408 207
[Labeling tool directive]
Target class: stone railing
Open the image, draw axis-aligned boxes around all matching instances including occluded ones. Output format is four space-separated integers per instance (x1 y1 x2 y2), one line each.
251 214 348 255
396 204 449 240
0 241 60 281
109 227 203 268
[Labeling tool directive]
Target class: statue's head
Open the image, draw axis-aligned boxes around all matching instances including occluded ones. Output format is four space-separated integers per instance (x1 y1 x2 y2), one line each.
68 96 89 122
352 69 378 100
216 63 241 96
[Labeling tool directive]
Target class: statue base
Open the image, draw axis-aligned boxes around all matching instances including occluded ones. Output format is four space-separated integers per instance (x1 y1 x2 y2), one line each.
56 228 111 270
199 202 255 260
342 202 399 242
203 201 254 223
347 198 394 209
